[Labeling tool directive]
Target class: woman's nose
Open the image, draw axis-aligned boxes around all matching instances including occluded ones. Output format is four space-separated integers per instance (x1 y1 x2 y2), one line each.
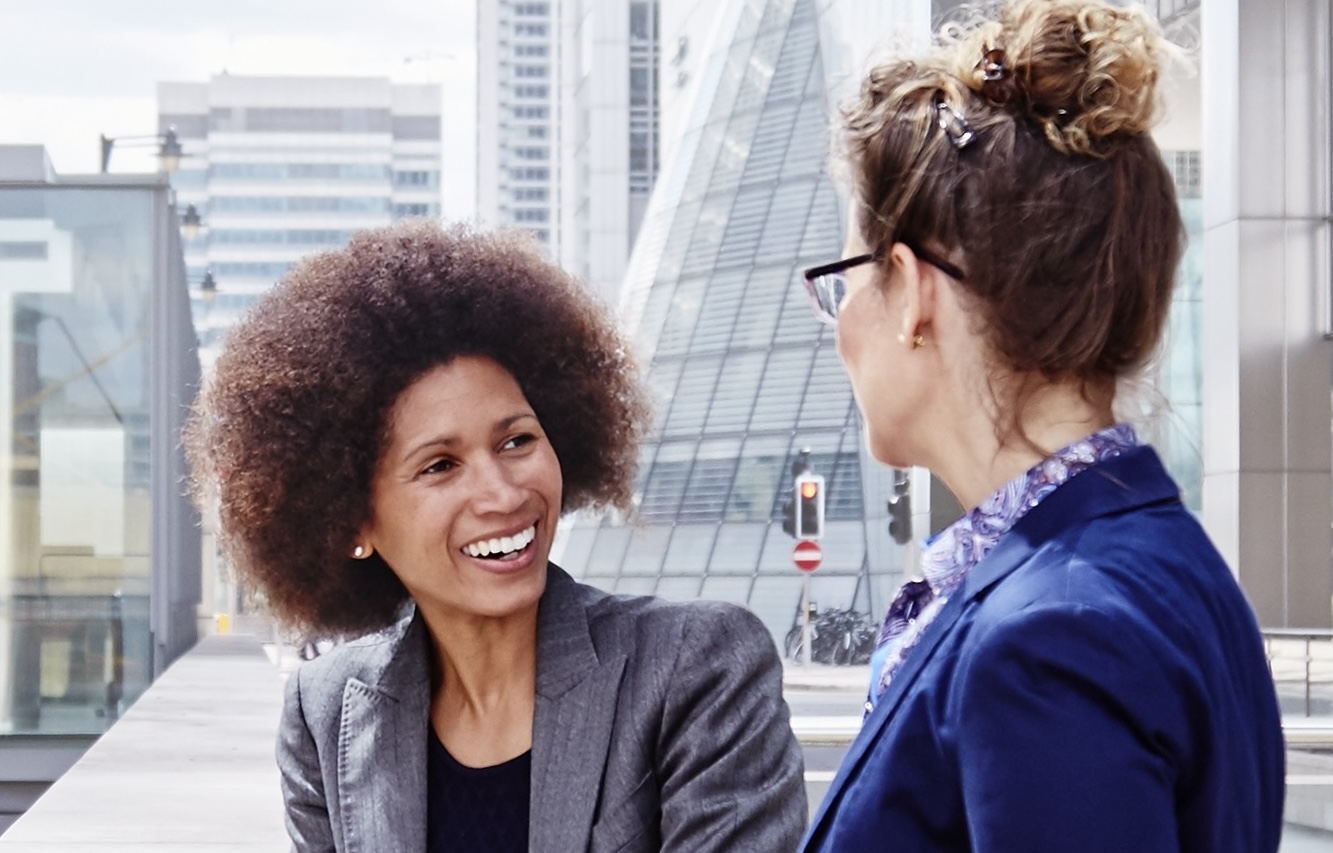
469 456 525 511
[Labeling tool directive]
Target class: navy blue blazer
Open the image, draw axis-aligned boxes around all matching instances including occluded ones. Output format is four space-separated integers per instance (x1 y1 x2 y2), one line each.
803 446 1284 852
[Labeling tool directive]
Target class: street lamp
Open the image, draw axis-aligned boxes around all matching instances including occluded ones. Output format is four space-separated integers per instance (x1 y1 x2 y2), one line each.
180 204 203 240
99 127 183 173
198 270 217 304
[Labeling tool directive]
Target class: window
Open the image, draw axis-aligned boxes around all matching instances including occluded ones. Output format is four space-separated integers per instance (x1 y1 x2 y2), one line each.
514 85 550 99
393 170 440 188
515 44 548 57
394 202 439 218
515 65 548 78
513 209 549 223
513 106 550 119
514 187 548 201
514 147 548 161
509 167 550 181
514 23 548 36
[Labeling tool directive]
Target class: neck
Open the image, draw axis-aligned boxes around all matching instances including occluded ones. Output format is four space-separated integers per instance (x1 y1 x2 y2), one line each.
925 379 1114 510
422 604 539 766
423 605 538 712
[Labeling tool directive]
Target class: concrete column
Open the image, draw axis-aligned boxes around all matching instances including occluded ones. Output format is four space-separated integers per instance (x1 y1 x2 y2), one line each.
1201 0 1333 627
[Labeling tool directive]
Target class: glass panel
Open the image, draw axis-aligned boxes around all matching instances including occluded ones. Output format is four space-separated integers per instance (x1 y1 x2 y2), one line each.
661 357 722 439
748 346 813 432
614 576 658 596
690 270 747 356
799 346 854 428
655 575 703 601
704 352 763 433
758 180 815 262
749 574 805 644
732 264 790 351
585 527 632 577
679 439 741 523
554 525 597 577
715 184 773 270
0 187 157 735
699 575 755 606
661 524 718 572
621 525 672 576
653 277 706 358
816 521 865 572
727 435 791 522
744 103 797 186
637 440 695 523
710 522 767 572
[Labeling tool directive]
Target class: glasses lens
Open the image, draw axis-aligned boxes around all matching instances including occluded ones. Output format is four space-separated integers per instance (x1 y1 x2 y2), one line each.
806 273 845 324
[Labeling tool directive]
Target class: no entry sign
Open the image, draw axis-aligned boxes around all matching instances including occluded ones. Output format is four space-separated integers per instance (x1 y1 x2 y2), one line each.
793 539 822 572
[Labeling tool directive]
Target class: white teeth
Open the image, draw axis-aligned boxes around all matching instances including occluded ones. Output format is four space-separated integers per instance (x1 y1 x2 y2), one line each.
463 525 536 558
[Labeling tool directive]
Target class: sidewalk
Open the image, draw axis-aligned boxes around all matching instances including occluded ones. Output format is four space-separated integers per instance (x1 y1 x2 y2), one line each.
0 633 288 851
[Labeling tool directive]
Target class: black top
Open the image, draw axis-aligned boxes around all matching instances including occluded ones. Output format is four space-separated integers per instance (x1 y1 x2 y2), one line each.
426 728 531 853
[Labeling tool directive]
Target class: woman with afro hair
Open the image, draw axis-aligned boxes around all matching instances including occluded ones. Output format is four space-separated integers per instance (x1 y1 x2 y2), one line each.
186 220 806 852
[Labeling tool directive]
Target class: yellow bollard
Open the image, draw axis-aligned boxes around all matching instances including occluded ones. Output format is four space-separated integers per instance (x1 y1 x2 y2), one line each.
216 613 231 635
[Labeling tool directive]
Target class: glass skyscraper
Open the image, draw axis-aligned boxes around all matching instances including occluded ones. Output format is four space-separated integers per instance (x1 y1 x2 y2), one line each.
557 0 907 642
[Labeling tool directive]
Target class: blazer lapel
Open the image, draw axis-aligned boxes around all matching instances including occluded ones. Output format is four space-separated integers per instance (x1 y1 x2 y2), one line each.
529 567 628 853
337 613 431 853
803 588 968 849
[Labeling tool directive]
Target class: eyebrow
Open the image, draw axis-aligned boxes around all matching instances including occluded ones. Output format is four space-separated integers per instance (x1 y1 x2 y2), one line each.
398 412 538 464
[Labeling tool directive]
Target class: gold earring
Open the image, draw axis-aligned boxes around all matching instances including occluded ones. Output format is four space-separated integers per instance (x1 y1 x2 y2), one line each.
912 334 925 349
352 545 367 559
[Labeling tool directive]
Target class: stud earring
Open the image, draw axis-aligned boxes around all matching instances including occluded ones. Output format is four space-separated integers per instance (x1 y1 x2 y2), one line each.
352 545 367 559
912 334 925 349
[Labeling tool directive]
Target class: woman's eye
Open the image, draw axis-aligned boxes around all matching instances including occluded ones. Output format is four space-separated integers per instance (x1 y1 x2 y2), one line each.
502 433 536 451
421 458 456 476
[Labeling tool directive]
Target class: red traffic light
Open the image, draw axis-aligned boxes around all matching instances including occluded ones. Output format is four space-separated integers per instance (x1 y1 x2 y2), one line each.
799 481 819 500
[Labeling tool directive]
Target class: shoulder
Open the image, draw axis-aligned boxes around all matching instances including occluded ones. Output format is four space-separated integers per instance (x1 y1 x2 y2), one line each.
284 610 421 716
586 586 770 655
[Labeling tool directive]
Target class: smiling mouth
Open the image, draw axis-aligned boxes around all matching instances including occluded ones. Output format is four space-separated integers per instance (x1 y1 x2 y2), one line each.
461 524 537 560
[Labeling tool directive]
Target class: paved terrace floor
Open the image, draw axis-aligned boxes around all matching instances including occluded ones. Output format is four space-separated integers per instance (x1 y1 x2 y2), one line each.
0 633 1330 849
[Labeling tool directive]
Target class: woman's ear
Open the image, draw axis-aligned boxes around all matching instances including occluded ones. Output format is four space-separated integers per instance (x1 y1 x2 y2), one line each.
888 242 937 346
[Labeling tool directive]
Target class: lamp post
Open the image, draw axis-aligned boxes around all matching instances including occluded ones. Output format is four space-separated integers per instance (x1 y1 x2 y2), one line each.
99 127 183 174
180 204 203 241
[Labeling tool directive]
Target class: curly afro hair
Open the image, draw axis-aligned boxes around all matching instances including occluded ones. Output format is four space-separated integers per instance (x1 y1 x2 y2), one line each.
185 221 651 637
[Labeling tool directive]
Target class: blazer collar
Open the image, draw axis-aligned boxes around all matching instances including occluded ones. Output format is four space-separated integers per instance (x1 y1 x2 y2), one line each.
803 446 1181 851
338 612 431 853
530 565 628 852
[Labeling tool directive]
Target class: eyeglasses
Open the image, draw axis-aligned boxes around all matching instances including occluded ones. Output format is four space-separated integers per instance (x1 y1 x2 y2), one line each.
800 243 967 326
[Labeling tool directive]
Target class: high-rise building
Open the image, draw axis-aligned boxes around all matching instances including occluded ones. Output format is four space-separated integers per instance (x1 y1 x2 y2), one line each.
477 0 661 305
157 75 443 369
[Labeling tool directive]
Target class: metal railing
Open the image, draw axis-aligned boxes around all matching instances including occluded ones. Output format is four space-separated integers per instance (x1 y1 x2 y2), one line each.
1263 629 1333 718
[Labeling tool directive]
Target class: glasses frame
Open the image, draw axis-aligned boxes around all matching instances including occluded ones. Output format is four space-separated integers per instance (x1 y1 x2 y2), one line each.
800 242 967 326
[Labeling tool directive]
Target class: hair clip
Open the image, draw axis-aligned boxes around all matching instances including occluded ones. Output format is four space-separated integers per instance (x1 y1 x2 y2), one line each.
934 96 976 150
980 48 1007 82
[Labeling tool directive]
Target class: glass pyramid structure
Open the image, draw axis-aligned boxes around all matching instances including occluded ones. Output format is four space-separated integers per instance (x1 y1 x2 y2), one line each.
556 0 909 642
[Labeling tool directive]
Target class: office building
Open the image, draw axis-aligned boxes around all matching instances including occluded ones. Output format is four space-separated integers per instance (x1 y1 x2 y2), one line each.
0 145 201 828
157 75 443 370
477 0 661 305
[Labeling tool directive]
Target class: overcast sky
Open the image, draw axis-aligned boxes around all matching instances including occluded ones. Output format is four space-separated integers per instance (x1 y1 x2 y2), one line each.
0 0 478 218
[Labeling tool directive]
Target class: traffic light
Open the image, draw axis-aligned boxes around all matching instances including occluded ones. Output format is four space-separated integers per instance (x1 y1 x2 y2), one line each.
795 472 825 540
887 470 911 545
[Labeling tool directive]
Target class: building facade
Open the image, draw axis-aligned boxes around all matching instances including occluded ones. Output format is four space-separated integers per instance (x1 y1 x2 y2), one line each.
0 146 201 828
477 0 661 305
157 75 442 370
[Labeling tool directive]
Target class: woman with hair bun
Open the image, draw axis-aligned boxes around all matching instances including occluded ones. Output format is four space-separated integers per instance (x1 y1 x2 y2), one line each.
799 1 1284 850
186 221 806 852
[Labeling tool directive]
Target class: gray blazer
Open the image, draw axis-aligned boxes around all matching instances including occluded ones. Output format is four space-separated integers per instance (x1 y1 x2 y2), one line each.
277 566 807 852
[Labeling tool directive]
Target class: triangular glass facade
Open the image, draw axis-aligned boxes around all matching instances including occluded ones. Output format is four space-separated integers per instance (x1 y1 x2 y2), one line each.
557 0 908 641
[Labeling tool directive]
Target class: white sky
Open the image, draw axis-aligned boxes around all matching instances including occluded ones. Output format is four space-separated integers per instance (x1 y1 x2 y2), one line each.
0 0 479 219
